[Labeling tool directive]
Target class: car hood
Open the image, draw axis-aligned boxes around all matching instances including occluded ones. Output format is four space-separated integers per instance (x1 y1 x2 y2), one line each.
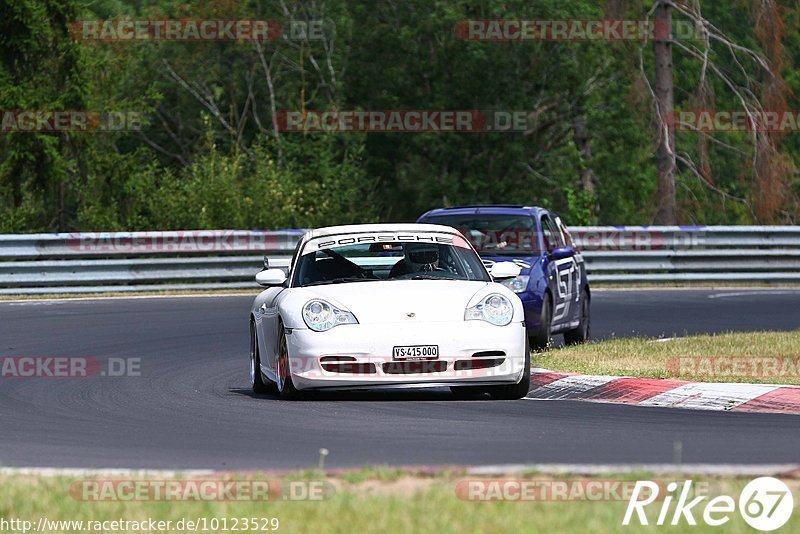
292 280 493 324
480 255 539 275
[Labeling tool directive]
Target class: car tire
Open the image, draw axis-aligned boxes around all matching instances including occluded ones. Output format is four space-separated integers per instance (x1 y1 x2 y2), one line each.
275 322 302 400
250 321 273 394
530 295 552 350
564 290 590 346
487 338 531 400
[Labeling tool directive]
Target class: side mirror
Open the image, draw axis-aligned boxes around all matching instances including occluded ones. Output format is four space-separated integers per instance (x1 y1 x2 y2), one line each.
255 268 287 287
549 246 575 260
263 255 270 269
489 262 522 281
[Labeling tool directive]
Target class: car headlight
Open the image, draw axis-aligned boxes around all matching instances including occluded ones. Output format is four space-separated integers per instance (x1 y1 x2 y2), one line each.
302 299 358 332
464 293 514 326
500 275 530 294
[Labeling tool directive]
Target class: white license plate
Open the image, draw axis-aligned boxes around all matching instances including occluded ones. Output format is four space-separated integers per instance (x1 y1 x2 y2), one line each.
392 345 439 361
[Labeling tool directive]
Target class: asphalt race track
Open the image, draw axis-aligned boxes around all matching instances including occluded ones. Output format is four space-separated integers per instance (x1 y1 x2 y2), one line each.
1 289 799 470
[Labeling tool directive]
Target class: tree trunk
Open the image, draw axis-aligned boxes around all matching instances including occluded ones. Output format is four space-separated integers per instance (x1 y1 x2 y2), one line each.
653 0 677 225
572 114 599 218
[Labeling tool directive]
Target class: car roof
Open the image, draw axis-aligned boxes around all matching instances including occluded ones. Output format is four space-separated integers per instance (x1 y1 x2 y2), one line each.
305 223 461 239
418 205 545 219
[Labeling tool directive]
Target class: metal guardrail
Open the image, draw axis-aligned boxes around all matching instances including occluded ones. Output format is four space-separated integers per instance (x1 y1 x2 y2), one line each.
0 227 799 294
0 230 304 259
571 226 800 283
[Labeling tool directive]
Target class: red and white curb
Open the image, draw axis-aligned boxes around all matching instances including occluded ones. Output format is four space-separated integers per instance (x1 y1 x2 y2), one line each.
526 371 800 414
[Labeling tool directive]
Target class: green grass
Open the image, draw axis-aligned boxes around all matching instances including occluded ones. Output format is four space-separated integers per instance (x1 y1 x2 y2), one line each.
536 331 800 385
338 465 414 485
1 472 798 533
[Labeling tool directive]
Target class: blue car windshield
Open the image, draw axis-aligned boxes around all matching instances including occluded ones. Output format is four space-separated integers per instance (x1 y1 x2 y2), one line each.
422 215 542 255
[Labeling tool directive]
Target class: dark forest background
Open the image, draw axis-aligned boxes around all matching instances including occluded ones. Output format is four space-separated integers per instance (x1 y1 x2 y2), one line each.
1 0 799 232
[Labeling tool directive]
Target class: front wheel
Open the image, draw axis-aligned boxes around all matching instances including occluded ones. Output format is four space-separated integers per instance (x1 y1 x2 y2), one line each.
564 290 590 346
250 322 272 394
275 323 302 400
486 338 531 400
530 296 552 350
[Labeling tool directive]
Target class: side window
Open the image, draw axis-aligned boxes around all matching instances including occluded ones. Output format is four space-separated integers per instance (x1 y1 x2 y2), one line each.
553 215 575 249
288 239 304 284
540 215 560 252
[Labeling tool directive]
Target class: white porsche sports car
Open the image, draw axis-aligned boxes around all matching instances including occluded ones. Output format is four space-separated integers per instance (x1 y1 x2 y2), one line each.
249 224 530 399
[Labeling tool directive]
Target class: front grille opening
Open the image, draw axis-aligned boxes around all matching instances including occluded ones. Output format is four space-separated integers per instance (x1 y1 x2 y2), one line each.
472 351 506 358
321 362 377 374
382 361 448 374
320 356 357 362
454 358 505 371
320 356 376 374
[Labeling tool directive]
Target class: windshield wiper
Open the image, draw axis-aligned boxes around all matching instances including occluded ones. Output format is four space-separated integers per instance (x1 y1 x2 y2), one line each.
304 277 378 286
408 274 459 281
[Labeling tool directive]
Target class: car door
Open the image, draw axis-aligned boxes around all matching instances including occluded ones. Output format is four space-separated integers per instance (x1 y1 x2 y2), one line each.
540 213 576 326
256 239 302 378
553 213 583 325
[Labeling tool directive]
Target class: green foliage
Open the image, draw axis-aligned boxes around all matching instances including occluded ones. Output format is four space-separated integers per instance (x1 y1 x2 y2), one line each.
105 131 376 231
0 0 797 232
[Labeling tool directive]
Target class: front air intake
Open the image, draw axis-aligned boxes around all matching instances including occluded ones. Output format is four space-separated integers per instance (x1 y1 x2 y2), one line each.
382 361 448 374
320 356 376 374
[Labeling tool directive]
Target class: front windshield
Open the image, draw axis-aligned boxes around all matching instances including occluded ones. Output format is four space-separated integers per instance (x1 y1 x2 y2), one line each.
292 233 491 287
422 215 541 255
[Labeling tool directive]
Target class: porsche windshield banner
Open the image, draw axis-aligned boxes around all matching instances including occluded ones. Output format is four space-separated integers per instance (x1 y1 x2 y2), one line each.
303 232 469 254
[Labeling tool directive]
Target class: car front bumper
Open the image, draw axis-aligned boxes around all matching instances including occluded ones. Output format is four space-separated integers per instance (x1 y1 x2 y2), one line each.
285 320 527 390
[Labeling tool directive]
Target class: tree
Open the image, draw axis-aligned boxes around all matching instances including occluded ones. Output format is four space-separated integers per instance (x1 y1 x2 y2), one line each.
653 0 677 224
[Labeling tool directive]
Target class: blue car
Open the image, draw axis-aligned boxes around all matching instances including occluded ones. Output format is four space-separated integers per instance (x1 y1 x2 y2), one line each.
417 205 590 349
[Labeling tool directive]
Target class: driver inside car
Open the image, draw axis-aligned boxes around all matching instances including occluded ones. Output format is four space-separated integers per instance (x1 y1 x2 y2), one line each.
389 243 442 277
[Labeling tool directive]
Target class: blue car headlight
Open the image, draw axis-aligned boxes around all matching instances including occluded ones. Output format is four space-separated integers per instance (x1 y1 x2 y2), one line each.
302 299 358 332
465 293 514 326
500 275 530 294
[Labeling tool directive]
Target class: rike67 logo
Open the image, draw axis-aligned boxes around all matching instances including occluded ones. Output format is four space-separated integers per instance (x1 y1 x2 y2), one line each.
623 477 794 531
